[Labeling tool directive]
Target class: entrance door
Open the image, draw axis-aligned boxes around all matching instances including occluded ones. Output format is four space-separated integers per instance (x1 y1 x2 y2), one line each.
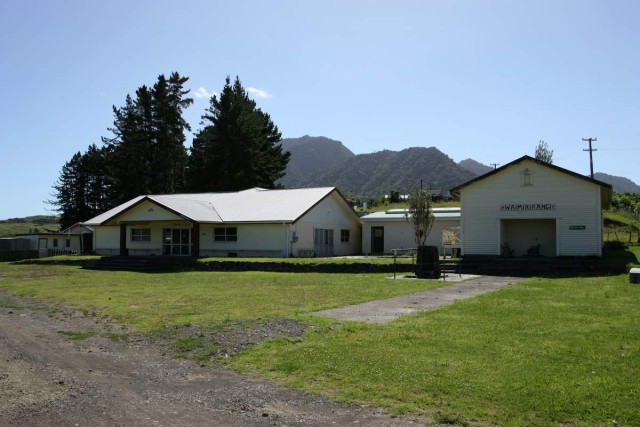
314 229 334 257
163 228 191 255
371 226 384 253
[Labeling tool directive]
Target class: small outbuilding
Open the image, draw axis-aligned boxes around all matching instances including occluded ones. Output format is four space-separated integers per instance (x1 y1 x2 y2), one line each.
360 208 461 255
83 187 362 258
451 155 613 257
15 223 93 256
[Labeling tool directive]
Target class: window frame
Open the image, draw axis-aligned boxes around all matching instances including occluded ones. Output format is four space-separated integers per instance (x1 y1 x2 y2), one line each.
340 229 350 243
131 228 152 242
214 227 238 242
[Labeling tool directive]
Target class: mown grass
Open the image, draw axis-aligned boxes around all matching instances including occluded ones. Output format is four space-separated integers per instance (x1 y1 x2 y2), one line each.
230 275 640 426
0 263 443 331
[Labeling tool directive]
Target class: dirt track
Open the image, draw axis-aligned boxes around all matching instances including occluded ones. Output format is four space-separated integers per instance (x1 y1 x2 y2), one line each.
0 291 423 426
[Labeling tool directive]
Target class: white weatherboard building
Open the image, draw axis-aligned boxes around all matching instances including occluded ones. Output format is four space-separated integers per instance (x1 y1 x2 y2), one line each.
360 208 461 255
452 156 613 257
83 187 362 258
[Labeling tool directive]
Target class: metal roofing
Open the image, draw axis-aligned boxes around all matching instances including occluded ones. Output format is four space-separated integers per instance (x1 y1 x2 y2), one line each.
84 187 341 225
361 207 460 221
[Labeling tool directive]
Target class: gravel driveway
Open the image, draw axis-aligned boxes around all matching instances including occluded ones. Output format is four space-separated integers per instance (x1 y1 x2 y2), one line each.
0 291 425 426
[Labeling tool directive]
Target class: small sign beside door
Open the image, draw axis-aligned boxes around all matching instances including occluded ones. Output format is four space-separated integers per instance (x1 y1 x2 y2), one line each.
569 225 586 230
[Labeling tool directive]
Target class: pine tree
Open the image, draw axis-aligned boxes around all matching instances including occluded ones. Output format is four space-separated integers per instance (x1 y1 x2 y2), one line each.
51 145 111 229
103 90 154 205
150 72 192 194
104 73 192 204
187 76 290 192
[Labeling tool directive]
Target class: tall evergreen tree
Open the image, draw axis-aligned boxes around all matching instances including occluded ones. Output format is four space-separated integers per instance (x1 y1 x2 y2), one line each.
51 144 110 229
187 76 290 192
150 72 192 194
103 90 154 205
104 72 192 204
52 152 85 229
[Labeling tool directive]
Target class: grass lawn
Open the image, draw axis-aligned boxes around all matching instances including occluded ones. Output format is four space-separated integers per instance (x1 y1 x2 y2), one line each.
231 274 640 426
1 255 639 426
0 263 443 331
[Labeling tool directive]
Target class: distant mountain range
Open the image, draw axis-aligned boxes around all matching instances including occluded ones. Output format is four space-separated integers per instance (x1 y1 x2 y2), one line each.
280 136 355 188
279 136 640 196
458 158 493 176
278 136 475 196
594 172 640 193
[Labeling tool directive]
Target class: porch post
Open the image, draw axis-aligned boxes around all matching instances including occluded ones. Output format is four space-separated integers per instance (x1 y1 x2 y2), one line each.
119 224 128 256
192 222 200 258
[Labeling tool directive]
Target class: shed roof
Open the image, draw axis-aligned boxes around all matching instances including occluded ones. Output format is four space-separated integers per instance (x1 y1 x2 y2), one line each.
84 187 351 226
361 207 460 222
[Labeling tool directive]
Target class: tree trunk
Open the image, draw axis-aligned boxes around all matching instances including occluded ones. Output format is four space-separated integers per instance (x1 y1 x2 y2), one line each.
416 245 440 279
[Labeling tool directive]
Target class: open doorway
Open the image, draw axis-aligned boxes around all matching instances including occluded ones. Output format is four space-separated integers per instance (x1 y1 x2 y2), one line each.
500 219 556 256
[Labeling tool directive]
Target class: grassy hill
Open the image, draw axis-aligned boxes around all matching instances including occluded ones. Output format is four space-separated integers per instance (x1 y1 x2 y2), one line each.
0 215 59 237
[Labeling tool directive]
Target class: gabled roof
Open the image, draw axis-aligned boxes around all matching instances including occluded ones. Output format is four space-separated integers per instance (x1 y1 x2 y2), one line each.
450 155 613 209
451 155 613 192
84 187 355 226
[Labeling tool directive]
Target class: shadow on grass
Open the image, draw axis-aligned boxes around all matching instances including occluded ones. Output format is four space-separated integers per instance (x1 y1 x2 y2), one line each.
600 245 640 272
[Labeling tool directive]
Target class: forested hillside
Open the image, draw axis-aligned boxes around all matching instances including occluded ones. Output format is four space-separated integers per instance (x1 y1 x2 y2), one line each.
279 136 354 188
290 146 476 196
594 172 640 193
458 158 493 176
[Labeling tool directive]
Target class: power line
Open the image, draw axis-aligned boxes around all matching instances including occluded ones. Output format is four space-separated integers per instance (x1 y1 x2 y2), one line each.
582 137 597 179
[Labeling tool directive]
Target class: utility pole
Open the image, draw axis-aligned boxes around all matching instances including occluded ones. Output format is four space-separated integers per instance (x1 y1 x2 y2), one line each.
582 137 598 179
490 163 500 170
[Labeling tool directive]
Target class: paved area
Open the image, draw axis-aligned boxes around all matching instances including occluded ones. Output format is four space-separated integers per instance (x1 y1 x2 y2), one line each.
312 275 527 324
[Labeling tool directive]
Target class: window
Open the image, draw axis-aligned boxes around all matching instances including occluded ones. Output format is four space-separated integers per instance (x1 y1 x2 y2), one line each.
523 168 533 186
65 239 71 248
340 229 350 243
214 227 237 242
52 238 58 248
131 228 151 242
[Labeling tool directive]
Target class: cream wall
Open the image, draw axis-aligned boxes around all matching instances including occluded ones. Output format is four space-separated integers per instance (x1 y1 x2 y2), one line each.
93 226 120 255
461 159 603 256
291 192 361 256
361 218 460 254
199 223 288 257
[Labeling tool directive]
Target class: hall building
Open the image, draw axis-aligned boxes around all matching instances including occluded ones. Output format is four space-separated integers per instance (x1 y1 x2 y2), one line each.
451 155 612 257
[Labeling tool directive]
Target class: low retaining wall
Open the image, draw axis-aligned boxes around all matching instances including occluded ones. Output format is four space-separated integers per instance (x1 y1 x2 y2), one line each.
194 261 416 274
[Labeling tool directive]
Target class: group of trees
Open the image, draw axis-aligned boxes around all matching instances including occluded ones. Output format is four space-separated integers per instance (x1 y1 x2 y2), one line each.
612 192 640 218
51 73 290 229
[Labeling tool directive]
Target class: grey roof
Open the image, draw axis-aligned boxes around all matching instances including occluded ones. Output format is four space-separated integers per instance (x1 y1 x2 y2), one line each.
361 207 460 222
84 187 348 225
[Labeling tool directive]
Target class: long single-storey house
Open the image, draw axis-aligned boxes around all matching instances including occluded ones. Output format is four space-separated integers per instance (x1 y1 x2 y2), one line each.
360 208 461 255
451 155 613 257
83 187 362 258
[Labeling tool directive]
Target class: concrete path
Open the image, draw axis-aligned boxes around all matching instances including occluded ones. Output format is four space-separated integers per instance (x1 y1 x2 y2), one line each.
312 276 527 324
